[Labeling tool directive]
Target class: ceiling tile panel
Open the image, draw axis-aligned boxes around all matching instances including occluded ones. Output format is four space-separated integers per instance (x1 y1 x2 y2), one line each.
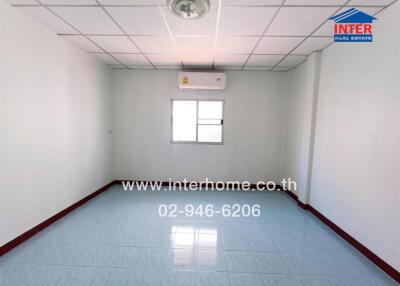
246 54 284 66
162 6 218 35
50 7 121 34
292 37 332 55
99 0 219 5
61 35 103 52
313 7 382 36
105 7 167 35
277 55 306 67
156 65 182 70
254 36 304 54
146 53 181 65
6 0 38 4
91 53 119 64
216 36 259 54
40 0 97 5
175 36 214 54
272 67 291 71
243 66 273 71
131 36 176 53
219 6 279 35
184 65 214 70
222 0 283 6
18 7 77 34
89 36 139 53
347 0 394 5
214 54 248 66
266 7 338 36
214 66 243 70
108 64 124 69
181 55 214 66
127 65 154 69
175 36 214 65
112 53 149 65
284 0 347 5
98 0 165 4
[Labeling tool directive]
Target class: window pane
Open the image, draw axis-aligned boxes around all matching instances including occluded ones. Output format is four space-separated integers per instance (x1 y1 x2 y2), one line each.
198 125 223 143
173 101 197 142
198 119 222 125
198 101 223 119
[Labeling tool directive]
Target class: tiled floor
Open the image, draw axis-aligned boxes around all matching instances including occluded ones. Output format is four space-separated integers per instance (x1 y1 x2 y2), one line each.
0 185 398 286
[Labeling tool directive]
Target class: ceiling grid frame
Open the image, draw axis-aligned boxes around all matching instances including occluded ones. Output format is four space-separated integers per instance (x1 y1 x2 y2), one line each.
211 0 223 70
316 0 398 55
240 0 287 71
35 0 130 68
8 0 399 71
158 5 186 70
94 0 157 69
271 0 353 70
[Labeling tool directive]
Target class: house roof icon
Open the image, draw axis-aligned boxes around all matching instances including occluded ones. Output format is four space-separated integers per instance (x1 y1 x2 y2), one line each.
330 8 377 23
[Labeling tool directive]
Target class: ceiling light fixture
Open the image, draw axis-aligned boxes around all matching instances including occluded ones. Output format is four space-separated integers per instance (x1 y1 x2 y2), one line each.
167 0 210 19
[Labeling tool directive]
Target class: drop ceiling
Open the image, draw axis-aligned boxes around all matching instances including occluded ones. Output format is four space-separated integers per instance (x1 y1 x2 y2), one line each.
8 0 396 71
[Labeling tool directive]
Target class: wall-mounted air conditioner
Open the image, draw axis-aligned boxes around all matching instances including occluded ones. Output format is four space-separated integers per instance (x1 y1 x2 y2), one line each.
178 72 226 90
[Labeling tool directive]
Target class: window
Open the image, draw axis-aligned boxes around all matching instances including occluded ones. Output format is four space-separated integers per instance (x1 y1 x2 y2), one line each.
172 100 224 144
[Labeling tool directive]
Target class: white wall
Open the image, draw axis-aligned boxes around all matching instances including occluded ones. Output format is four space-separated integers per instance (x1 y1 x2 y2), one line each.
111 70 288 183
308 3 400 270
283 62 308 196
0 1 112 246
283 53 320 202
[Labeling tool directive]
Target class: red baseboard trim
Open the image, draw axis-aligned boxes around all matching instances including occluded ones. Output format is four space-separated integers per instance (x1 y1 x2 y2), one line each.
284 190 400 284
0 180 117 257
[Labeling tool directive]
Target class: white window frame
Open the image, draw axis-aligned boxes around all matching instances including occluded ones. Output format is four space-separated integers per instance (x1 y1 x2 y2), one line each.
171 99 225 145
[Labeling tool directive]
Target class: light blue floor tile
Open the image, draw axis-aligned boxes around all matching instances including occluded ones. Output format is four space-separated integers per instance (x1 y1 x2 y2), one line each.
133 232 173 248
295 275 333 286
196 271 229 286
128 269 165 286
326 276 362 286
57 266 99 286
262 274 298 286
255 252 291 274
224 251 258 273
270 234 304 253
60 245 113 267
89 268 131 286
196 233 222 249
162 270 196 286
167 248 196 270
248 236 277 252
0 187 397 286
0 264 64 286
196 249 227 272
172 232 197 249
223 236 251 251
229 272 265 286
281 252 324 275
